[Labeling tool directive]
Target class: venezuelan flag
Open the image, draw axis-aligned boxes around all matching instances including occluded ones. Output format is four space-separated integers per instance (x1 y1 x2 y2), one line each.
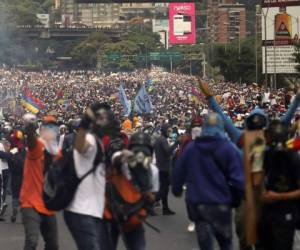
21 90 43 114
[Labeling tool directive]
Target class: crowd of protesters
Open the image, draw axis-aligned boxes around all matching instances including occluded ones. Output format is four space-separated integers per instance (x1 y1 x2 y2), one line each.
0 66 300 250
0 66 297 127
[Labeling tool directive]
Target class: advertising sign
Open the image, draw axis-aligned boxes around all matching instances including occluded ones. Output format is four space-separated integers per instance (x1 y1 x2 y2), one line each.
262 0 300 74
169 2 196 44
37 14 50 28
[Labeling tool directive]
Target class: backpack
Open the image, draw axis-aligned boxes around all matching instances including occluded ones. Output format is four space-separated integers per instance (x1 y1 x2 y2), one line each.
43 136 102 211
105 172 148 232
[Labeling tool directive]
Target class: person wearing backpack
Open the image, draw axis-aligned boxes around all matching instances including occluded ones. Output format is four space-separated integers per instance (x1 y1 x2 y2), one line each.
64 102 113 250
105 132 157 250
20 114 60 250
172 113 244 250
257 120 300 250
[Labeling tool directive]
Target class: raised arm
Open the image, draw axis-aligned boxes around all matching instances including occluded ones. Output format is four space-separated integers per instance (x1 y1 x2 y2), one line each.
75 107 95 154
199 80 243 145
280 88 300 124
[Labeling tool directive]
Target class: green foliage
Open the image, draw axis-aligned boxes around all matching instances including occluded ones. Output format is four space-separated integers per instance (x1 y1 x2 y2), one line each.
70 32 111 68
124 30 161 51
211 36 262 83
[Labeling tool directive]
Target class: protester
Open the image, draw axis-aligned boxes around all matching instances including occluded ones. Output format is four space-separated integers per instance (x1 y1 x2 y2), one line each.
64 102 112 250
1 66 300 249
0 131 25 222
172 113 244 250
20 114 59 250
173 116 203 232
0 138 11 219
106 132 156 250
259 120 300 250
154 123 178 215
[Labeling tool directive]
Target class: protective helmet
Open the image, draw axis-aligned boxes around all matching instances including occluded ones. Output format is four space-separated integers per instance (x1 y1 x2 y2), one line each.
129 132 153 155
245 114 268 131
265 120 289 148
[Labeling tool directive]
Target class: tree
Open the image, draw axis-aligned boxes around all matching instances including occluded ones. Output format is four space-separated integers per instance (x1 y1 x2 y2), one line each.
124 30 161 51
102 40 140 71
211 36 262 83
70 32 111 68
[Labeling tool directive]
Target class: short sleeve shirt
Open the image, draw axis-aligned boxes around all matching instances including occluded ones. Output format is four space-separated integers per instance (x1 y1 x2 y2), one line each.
66 133 106 219
20 139 55 216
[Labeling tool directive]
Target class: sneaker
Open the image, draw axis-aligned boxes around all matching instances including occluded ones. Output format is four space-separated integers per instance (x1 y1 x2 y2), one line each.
153 202 161 208
187 222 195 232
10 215 16 223
148 209 158 216
0 203 7 217
11 209 18 223
163 209 176 216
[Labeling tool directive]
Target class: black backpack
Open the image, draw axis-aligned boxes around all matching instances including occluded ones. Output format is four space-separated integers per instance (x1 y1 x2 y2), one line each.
43 137 102 211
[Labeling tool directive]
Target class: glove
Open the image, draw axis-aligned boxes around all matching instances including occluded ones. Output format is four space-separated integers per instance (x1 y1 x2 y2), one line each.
79 107 96 129
198 78 213 97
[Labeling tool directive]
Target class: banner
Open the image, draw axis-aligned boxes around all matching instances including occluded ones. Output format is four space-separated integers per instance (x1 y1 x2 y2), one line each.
262 1 300 74
169 2 196 44
134 85 153 114
262 0 300 7
119 85 131 117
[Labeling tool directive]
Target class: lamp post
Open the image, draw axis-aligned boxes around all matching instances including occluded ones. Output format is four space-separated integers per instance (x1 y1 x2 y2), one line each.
262 7 269 88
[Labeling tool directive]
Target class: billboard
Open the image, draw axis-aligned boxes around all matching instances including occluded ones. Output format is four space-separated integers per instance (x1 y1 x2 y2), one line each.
36 14 50 28
262 0 300 74
169 2 196 44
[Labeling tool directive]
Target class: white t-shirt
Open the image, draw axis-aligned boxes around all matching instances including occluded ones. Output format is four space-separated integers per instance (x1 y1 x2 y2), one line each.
66 133 106 219
0 143 9 173
263 92 270 103
150 153 159 193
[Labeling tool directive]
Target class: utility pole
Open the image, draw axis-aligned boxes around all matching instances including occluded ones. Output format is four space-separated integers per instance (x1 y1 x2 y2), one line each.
202 53 207 78
255 5 261 84
273 19 277 90
255 16 258 84
262 7 269 88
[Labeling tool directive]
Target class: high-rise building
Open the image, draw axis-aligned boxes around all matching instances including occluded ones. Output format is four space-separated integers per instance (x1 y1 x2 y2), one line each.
58 0 160 28
207 0 246 44
79 3 121 27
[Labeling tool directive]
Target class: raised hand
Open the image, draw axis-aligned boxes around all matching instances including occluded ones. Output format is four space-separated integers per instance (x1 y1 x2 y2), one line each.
198 78 213 97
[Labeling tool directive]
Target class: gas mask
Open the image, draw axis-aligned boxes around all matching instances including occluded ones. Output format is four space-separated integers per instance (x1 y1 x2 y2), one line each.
127 146 153 193
265 120 288 150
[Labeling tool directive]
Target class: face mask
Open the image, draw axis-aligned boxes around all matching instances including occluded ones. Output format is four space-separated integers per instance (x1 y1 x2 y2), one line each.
40 124 59 155
191 127 202 140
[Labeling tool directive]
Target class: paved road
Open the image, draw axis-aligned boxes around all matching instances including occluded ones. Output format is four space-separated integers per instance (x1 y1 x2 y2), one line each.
0 195 199 250
1 195 300 250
